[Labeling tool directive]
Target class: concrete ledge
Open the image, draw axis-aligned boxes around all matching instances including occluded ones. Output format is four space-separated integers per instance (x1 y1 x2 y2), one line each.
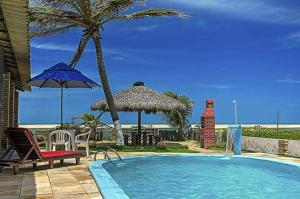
243 136 278 154
243 136 300 158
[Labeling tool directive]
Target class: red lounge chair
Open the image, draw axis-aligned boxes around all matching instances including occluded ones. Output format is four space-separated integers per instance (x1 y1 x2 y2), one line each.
0 128 83 174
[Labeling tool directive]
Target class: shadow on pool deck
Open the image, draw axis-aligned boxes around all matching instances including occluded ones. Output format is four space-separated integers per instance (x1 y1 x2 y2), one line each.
0 157 102 199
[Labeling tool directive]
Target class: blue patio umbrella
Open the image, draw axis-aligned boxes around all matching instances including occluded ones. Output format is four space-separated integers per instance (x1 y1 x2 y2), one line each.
29 62 100 127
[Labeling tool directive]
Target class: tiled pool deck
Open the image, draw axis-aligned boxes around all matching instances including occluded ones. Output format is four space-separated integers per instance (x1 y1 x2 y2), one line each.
1 149 300 199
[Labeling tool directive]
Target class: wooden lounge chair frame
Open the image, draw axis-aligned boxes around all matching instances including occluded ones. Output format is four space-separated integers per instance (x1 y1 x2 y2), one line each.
0 128 83 174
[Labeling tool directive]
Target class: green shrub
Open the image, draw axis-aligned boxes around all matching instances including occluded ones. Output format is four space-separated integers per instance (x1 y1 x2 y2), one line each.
207 143 226 150
90 145 194 153
156 141 167 150
243 128 300 140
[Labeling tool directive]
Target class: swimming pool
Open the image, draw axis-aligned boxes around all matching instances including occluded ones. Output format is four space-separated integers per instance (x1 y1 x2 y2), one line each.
89 155 300 199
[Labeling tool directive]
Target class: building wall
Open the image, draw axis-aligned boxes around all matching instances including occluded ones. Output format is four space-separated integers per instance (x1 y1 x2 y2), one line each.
2 72 10 128
0 49 3 153
9 81 15 127
14 91 19 126
0 71 19 150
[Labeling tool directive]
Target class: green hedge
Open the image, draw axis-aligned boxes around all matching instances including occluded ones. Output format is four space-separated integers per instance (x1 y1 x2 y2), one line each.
90 145 196 153
242 128 300 140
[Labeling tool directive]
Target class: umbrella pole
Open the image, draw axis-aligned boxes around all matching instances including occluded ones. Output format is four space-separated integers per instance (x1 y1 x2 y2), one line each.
138 111 142 145
60 86 63 129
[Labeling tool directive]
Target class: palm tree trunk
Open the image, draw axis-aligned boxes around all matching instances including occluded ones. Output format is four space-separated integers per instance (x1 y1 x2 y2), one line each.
92 32 124 146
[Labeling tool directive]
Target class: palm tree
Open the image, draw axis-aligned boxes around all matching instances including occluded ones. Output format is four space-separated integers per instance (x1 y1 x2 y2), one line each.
161 92 194 140
29 0 187 145
72 112 104 139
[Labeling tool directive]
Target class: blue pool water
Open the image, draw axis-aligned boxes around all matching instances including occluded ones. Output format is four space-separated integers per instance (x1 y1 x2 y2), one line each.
89 155 300 199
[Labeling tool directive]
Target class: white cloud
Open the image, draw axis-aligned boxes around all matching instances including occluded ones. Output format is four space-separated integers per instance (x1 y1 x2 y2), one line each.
167 0 300 25
125 23 174 32
198 83 234 90
277 31 300 49
113 56 126 61
103 48 127 57
196 20 207 26
31 41 83 52
287 31 300 40
134 24 162 32
277 78 300 84
31 41 129 58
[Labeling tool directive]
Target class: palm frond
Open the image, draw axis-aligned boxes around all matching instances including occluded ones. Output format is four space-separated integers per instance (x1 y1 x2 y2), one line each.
72 112 104 130
65 1 86 16
161 92 194 132
44 0 90 17
70 33 92 67
30 24 77 38
96 0 136 13
119 8 188 19
76 0 93 20
93 0 145 22
30 6 86 27
102 8 189 25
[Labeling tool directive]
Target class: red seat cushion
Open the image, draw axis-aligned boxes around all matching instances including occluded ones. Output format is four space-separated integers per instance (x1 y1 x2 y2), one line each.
41 150 81 159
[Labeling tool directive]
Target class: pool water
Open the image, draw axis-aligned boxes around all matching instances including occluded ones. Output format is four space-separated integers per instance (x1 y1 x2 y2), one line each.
90 155 300 199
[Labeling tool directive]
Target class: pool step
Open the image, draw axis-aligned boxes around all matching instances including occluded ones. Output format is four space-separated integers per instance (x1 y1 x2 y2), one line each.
116 162 126 167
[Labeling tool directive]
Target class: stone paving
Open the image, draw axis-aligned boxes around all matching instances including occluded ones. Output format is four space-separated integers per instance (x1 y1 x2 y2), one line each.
0 157 102 199
1 149 300 199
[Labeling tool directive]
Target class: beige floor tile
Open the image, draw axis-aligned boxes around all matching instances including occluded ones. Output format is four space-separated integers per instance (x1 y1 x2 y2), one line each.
53 193 89 199
36 187 53 195
0 176 23 182
20 194 54 199
48 173 72 178
49 177 77 186
47 170 68 175
0 179 22 186
88 193 103 199
76 177 94 184
21 185 52 196
24 170 48 176
34 177 50 184
0 184 21 196
0 196 21 199
35 183 51 189
69 171 91 177
81 183 99 194
67 165 87 170
52 185 85 194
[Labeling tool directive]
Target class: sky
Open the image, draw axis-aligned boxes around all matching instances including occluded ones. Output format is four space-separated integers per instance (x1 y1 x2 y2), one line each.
20 0 300 125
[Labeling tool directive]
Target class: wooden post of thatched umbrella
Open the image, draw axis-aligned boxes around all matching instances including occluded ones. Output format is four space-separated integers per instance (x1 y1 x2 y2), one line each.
91 81 186 145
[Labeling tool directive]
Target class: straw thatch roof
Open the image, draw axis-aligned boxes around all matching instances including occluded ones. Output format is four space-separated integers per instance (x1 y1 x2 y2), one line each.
91 82 186 113
0 0 31 91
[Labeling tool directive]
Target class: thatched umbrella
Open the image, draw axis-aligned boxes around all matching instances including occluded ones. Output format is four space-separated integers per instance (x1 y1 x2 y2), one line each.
91 81 186 137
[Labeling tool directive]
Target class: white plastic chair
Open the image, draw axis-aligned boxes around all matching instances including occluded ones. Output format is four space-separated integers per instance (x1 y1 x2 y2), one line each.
31 131 48 150
75 130 92 156
49 130 71 151
36 135 47 148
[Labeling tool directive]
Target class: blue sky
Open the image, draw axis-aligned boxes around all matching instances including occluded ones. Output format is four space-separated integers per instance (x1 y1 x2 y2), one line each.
20 0 300 124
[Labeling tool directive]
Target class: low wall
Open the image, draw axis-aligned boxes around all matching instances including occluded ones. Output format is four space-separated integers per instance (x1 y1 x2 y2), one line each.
242 136 300 158
242 136 278 154
287 140 300 157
